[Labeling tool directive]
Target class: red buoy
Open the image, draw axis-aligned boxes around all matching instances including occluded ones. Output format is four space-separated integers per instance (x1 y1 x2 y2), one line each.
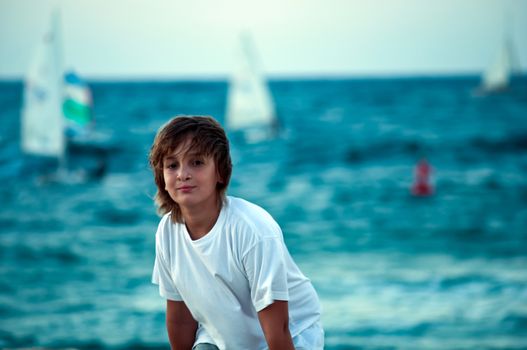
411 158 434 196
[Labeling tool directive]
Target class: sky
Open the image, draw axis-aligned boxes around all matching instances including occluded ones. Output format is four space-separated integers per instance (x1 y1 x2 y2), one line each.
1 0 526 80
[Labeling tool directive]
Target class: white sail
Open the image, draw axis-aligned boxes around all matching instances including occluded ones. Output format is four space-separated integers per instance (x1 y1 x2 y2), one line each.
226 33 276 139
481 37 512 91
21 9 65 158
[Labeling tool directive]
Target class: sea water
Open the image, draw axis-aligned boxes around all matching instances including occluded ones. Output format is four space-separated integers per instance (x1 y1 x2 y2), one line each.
1 77 527 349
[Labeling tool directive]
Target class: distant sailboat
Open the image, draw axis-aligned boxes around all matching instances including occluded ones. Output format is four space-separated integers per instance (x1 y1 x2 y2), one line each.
225 33 278 142
63 70 95 139
21 9 106 181
476 30 519 94
21 9 65 159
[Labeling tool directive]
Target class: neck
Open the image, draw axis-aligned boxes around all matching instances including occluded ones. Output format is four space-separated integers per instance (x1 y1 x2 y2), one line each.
181 200 221 240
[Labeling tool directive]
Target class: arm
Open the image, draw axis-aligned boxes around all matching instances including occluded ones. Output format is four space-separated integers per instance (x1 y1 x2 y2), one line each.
166 299 198 350
257 300 295 350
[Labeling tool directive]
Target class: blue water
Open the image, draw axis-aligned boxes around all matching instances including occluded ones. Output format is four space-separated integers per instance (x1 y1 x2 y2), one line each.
1 77 527 349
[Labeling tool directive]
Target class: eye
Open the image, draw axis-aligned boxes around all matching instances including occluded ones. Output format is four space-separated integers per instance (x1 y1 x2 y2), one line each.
192 159 204 167
165 162 178 169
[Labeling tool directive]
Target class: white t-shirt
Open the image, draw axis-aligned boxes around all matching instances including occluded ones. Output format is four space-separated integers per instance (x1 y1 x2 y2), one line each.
152 196 322 349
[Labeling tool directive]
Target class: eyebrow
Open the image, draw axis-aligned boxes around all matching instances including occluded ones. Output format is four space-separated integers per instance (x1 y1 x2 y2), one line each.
163 152 204 161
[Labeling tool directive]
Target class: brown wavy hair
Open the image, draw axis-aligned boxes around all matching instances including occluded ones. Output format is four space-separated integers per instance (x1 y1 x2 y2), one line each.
149 115 232 223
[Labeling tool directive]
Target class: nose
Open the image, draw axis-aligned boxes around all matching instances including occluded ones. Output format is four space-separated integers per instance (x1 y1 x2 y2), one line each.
177 165 192 181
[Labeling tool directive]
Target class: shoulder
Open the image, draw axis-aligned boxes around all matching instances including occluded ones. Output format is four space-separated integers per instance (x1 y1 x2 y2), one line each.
156 212 173 232
226 196 281 240
154 212 186 262
155 212 180 243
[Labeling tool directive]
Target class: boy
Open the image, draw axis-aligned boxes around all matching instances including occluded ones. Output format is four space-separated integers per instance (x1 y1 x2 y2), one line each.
150 116 323 349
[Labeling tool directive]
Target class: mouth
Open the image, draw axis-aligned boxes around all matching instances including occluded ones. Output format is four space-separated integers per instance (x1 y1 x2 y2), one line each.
177 186 196 192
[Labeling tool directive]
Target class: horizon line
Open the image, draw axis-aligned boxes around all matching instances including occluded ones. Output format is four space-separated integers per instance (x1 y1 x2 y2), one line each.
0 70 527 82
2 70 525 83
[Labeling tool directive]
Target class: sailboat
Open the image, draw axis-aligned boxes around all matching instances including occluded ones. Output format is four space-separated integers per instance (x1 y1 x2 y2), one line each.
475 31 519 94
21 9 105 182
21 9 65 159
63 70 95 139
225 33 278 143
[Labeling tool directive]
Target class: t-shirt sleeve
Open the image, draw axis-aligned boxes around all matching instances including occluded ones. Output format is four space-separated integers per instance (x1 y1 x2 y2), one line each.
151 221 182 301
242 237 289 312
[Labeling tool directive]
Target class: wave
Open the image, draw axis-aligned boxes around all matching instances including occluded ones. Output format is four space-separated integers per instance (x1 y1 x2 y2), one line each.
500 314 527 333
339 322 433 337
344 133 527 164
345 138 427 163
1 244 82 264
468 134 527 153
0 335 169 350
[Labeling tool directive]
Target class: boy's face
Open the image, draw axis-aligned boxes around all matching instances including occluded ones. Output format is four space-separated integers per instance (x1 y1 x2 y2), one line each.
163 137 221 212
